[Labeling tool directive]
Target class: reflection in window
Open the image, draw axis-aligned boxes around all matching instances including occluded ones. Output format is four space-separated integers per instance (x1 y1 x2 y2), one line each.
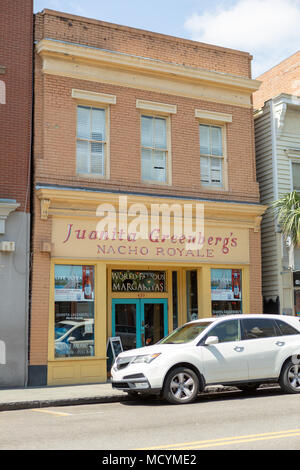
54 265 95 358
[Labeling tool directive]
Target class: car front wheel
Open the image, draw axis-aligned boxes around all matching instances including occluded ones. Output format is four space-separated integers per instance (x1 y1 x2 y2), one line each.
279 360 300 394
163 367 199 405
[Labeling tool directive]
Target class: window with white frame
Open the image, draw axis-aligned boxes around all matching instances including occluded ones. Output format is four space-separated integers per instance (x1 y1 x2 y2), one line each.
76 105 106 176
141 115 168 183
292 161 300 191
199 124 224 187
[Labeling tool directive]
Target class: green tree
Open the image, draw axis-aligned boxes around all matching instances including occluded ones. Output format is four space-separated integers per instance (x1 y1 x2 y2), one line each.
272 190 300 247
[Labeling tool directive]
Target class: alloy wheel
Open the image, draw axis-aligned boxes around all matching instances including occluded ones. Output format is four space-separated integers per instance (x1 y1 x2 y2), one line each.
287 364 300 391
170 372 196 402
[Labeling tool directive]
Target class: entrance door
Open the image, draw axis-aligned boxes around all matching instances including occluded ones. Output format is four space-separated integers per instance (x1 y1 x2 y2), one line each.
112 299 168 351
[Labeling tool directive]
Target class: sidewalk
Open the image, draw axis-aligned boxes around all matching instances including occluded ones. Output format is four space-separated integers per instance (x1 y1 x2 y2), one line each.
0 382 126 411
0 382 279 411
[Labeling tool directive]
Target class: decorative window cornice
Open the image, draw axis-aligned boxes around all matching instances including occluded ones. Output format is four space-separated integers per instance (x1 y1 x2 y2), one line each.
136 99 177 115
72 89 116 105
195 109 232 123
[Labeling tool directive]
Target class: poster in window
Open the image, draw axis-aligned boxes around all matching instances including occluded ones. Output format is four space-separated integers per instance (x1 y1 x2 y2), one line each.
55 265 94 302
211 269 241 301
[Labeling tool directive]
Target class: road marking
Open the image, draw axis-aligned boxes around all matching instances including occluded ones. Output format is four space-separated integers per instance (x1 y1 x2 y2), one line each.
32 408 72 417
138 428 300 450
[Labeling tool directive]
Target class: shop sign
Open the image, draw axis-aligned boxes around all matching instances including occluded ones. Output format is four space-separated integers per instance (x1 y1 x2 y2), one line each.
54 265 94 302
52 218 249 264
112 270 166 292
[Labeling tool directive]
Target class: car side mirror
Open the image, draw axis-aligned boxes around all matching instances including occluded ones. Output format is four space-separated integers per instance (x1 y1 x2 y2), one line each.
68 337 76 343
204 336 219 346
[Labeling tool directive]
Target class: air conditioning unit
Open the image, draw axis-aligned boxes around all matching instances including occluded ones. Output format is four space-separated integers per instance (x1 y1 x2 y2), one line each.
0 241 15 252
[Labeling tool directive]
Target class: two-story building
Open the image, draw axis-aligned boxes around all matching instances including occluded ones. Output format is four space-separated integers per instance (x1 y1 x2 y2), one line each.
0 0 33 387
254 52 300 317
29 9 265 386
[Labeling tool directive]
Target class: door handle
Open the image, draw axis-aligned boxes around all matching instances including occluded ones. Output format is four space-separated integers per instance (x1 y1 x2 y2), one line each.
276 341 285 347
234 346 244 352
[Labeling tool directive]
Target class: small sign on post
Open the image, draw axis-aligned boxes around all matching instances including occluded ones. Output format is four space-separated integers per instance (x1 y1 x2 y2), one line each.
106 337 123 371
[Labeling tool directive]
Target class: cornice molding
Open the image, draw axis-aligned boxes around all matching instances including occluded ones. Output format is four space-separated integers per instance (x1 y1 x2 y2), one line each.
36 39 260 109
0 201 20 234
36 187 266 230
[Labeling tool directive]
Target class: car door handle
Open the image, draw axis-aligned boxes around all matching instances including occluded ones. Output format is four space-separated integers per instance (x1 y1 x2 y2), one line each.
276 341 285 347
234 346 244 352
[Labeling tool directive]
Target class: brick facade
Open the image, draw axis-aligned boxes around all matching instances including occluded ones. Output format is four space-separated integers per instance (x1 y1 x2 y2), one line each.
253 51 300 110
0 0 32 212
30 9 264 382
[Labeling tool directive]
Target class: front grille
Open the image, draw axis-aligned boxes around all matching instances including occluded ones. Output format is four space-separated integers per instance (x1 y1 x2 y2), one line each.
112 382 130 389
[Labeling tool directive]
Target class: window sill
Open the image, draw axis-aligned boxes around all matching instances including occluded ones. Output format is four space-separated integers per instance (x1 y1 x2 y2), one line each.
76 173 109 181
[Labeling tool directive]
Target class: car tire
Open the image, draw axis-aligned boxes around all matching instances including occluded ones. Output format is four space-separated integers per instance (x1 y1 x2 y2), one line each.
236 383 261 393
279 360 300 394
126 391 140 399
163 367 199 405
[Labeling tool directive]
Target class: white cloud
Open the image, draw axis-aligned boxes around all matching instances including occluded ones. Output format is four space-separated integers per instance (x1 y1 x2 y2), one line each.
184 0 300 77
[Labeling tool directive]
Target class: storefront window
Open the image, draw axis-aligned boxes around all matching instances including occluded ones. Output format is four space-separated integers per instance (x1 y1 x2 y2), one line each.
54 265 95 358
186 270 198 321
211 268 242 316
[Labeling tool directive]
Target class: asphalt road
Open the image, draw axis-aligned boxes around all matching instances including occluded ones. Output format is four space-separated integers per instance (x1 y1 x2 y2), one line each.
1 385 300 451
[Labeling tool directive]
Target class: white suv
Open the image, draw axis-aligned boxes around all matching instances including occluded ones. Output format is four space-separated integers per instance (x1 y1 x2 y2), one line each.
111 314 300 404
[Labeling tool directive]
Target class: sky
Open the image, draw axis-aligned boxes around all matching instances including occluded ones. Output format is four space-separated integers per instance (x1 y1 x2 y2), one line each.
34 0 300 78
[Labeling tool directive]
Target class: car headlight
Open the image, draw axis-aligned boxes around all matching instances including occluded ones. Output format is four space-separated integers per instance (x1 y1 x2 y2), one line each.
131 353 161 364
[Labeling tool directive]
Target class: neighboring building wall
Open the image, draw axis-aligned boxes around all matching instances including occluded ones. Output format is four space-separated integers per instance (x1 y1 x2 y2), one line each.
253 51 300 111
254 90 300 316
254 101 279 305
0 0 33 386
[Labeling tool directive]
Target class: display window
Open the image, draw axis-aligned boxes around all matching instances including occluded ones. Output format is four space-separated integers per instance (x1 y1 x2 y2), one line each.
54 265 95 358
211 268 242 316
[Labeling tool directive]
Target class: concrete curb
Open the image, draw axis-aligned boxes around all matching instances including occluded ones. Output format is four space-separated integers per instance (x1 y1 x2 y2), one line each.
0 384 279 412
0 395 128 412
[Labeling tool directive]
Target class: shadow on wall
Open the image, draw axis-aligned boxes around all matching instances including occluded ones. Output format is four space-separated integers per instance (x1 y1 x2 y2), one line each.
0 340 6 364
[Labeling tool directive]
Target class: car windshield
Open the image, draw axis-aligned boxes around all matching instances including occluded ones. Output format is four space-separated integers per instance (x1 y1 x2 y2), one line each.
55 322 74 340
159 322 213 344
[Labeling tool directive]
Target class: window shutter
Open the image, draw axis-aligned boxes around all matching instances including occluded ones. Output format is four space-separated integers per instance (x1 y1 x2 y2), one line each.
199 125 210 155
211 126 223 156
77 140 89 174
77 106 90 140
211 158 222 184
200 156 210 183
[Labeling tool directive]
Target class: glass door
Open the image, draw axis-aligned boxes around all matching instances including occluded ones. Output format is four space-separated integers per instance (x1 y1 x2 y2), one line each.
112 299 140 351
141 299 168 347
112 299 168 350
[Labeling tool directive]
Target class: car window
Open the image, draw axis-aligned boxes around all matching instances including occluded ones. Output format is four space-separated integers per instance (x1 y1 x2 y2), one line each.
242 318 280 340
204 319 240 343
276 319 300 336
160 322 213 344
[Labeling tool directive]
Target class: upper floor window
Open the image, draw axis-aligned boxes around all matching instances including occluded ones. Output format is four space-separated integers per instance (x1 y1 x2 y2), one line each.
141 115 168 184
76 105 106 177
199 124 224 187
292 162 300 191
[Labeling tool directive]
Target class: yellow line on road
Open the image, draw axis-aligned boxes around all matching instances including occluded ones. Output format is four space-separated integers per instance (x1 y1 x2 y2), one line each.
138 428 300 450
32 408 72 417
